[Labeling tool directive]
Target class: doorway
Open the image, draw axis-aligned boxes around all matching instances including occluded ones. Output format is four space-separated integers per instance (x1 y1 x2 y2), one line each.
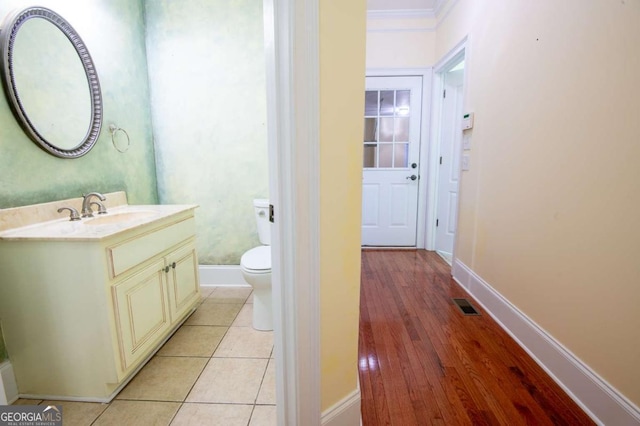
361 74 427 247
434 55 465 263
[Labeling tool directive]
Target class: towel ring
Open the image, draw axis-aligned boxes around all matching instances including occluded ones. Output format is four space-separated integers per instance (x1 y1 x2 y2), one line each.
108 123 130 153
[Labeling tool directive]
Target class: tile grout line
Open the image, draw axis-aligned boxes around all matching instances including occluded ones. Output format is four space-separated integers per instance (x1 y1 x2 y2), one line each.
254 357 271 406
175 290 256 410
178 322 232 406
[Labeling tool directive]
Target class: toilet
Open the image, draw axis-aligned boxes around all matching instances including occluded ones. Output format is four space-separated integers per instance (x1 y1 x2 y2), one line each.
240 199 272 331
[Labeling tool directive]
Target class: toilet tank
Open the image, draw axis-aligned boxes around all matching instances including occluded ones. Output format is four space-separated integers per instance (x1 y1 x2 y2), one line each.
253 199 271 245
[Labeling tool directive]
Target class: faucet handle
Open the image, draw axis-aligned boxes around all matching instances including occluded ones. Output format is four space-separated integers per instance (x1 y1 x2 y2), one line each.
57 207 81 221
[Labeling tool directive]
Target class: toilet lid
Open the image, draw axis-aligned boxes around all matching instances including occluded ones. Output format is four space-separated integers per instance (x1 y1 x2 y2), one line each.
241 246 271 271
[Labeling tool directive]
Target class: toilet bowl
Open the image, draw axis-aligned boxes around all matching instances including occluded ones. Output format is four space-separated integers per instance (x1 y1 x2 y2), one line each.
240 199 272 331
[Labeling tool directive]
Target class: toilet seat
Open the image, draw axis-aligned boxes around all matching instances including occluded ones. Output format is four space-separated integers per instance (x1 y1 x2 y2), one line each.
240 246 271 273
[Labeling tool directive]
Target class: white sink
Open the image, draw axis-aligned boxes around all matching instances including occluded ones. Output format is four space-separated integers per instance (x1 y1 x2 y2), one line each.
84 211 156 226
0 201 197 241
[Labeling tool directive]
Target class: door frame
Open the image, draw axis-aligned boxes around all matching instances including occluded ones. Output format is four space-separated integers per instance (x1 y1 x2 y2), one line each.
365 68 432 248
264 0 321 423
425 37 468 254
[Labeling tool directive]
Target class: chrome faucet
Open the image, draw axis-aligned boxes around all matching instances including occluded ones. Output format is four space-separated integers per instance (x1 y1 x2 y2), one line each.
90 201 108 215
81 192 107 218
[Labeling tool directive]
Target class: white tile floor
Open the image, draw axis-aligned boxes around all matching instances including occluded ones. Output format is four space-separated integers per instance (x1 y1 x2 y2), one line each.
13 286 276 426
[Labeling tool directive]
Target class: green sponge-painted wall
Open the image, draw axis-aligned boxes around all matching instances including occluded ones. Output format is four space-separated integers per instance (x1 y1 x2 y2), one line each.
0 0 158 209
145 0 268 265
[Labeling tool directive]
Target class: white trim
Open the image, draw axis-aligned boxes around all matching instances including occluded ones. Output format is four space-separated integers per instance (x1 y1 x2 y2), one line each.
433 36 467 72
361 246 418 250
367 9 435 20
264 0 321 424
433 0 448 17
425 38 467 252
0 361 18 405
365 68 433 250
434 0 462 27
452 259 640 426
367 27 436 34
198 265 247 286
321 387 362 426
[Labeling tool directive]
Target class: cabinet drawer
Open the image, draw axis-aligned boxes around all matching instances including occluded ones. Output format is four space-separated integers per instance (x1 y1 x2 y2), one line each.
108 217 195 278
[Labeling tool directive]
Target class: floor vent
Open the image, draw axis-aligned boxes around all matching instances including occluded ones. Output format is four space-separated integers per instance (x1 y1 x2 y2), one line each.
452 298 480 316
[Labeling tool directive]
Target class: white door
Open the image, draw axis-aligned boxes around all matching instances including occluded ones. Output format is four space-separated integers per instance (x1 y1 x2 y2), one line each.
362 76 423 246
435 62 464 260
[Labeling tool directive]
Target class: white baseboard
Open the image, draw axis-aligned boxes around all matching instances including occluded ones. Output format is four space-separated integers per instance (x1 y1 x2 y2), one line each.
198 265 248 286
321 387 361 426
452 259 640 426
0 361 18 405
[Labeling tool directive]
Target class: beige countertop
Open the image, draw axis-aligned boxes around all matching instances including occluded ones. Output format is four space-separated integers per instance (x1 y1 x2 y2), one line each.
0 192 197 241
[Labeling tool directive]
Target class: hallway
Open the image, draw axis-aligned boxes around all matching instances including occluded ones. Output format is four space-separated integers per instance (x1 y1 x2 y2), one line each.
358 250 594 425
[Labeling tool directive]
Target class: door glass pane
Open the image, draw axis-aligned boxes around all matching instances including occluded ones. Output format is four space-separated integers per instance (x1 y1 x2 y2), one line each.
379 117 394 142
363 87 414 169
393 143 409 168
379 90 394 116
364 118 377 142
365 91 378 116
379 144 393 167
394 117 410 142
396 90 410 115
363 144 377 168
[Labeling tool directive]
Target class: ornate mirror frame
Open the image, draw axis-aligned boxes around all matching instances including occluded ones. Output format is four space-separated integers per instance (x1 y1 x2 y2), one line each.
0 6 102 158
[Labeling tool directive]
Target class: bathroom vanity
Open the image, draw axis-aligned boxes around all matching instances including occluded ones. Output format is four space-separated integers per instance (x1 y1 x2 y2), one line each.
0 192 201 401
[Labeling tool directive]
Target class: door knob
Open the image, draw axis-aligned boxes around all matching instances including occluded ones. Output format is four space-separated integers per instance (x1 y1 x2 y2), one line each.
406 175 418 181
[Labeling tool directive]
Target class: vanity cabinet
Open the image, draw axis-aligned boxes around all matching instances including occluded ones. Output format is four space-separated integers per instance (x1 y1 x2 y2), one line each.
0 206 200 402
112 240 199 372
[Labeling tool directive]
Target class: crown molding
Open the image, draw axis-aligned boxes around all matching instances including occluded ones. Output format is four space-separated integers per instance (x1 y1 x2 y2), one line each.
366 26 436 33
366 0 451 20
433 0 448 16
367 9 435 19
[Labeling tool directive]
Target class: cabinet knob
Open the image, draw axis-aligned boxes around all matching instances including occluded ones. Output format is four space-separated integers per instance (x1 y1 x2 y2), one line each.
172 262 177 269
164 266 170 273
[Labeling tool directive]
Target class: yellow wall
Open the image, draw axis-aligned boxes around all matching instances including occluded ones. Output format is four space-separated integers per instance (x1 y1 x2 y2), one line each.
319 0 366 411
438 0 640 406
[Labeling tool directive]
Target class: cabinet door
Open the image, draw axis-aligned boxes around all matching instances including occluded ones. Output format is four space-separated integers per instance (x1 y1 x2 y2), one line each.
166 242 200 323
112 259 171 371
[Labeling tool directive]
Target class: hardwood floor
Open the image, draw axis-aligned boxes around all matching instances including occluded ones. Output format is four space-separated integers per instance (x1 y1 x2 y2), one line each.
358 250 594 426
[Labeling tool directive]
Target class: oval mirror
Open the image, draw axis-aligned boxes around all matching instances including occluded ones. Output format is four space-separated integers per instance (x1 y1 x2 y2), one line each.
0 7 102 158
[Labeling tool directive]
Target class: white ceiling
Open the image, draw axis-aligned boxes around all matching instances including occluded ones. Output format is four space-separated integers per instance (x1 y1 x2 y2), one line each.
367 0 439 11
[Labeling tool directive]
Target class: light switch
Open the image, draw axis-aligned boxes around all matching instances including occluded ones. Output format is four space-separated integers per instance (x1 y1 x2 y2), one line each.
463 134 471 150
461 155 470 171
